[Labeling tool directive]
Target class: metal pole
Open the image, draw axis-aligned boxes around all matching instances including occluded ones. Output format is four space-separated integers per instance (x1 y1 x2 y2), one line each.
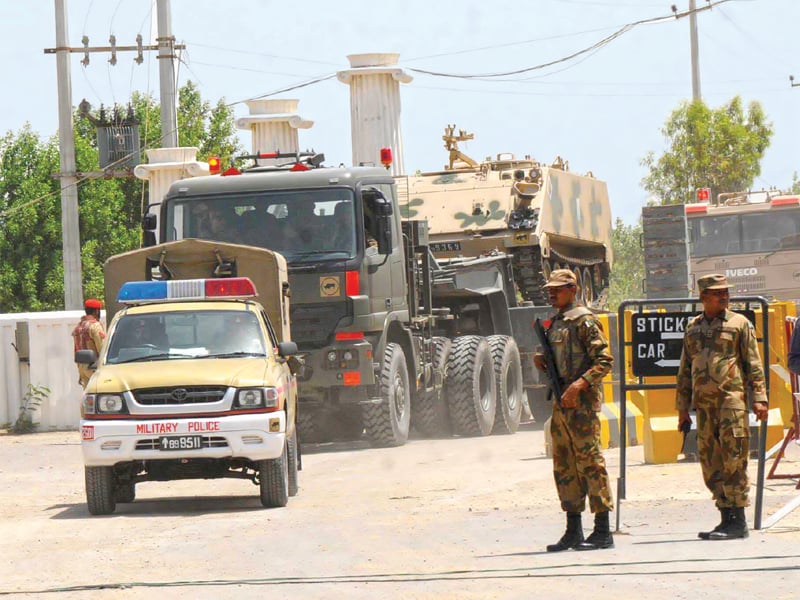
689 0 702 101
53 0 83 309
156 0 178 147
754 298 770 529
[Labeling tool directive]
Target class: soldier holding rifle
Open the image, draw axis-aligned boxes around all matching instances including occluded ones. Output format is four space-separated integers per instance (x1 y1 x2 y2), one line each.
533 269 614 551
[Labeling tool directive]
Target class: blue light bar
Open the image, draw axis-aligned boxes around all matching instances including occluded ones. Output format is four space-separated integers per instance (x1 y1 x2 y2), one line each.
118 281 168 302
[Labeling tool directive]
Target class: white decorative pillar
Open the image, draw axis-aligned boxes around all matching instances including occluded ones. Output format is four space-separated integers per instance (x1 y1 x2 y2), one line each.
336 53 412 176
235 99 313 167
134 147 209 243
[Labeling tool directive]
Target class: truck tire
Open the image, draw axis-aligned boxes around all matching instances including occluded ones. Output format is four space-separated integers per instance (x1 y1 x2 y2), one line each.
364 343 411 447
487 335 523 434
297 409 323 443
411 337 452 437
258 441 289 508
287 429 299 497
85 466 116 515
446 336 497 436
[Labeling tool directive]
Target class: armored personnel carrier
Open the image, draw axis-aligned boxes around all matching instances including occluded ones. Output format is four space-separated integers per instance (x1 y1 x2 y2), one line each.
397 126 614 307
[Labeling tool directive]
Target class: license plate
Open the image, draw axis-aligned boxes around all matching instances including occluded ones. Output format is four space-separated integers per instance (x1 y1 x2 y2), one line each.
158 435 203 451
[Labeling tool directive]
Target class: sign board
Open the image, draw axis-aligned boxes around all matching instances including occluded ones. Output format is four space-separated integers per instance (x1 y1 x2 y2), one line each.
631 310 756 377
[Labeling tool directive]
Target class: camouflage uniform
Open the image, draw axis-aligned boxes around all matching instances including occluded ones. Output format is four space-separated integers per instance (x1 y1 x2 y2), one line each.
547 300 614 513
675 308 767 508
72 314 105 387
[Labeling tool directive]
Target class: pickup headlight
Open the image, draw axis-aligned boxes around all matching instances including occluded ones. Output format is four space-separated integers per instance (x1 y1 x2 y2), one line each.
235 387 279 410
97 394 126 414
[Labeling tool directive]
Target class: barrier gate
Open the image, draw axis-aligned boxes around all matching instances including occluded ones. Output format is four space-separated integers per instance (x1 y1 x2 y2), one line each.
616 296 770 531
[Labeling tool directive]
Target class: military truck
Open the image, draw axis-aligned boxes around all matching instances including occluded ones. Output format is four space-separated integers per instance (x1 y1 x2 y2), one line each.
140 151 544 447
397 125 614 308
642 189 800 301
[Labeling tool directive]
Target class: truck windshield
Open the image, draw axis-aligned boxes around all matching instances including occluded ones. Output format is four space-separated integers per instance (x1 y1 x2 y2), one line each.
690 211 800 257
165 189 358 263
106 310 267 364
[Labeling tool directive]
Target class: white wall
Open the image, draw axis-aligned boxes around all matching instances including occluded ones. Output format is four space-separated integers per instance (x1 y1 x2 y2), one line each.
0 310 101 430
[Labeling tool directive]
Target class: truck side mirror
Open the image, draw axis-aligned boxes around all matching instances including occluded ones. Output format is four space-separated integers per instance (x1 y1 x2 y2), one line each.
142 213 157 247
363 188 393 255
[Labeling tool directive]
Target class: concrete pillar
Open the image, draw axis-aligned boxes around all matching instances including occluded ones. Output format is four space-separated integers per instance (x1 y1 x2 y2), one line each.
337 53 412 176
235 99 313 167
134 147 209 243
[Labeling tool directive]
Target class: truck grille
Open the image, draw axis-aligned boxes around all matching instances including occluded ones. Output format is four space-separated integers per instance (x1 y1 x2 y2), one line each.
290 302 349 348
133 386 227 405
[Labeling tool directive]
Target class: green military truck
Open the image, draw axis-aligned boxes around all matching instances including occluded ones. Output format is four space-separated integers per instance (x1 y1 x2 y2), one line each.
141 152 550 446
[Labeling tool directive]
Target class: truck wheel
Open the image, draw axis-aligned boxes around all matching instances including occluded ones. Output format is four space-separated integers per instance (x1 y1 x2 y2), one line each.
487 336 523 434
411 337 452 437
364 343 411 447
446 336 497 436
297 409 323 443
258 441 289 508
287 430 299 497
114 483 136 504
85 466 117 515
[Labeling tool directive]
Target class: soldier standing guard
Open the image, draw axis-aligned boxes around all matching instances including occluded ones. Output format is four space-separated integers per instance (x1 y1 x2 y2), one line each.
534 269 615 551
676 274 768 540
72 298 106 387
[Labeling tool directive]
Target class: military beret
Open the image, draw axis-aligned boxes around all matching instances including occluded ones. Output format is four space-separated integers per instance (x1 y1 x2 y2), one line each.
84 298 103 309
543 269 577 288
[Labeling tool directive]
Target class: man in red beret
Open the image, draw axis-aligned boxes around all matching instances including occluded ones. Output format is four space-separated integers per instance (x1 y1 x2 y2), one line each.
72 298 106 387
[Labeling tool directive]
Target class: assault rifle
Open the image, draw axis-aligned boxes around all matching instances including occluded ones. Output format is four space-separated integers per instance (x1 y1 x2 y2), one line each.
534 317 563 405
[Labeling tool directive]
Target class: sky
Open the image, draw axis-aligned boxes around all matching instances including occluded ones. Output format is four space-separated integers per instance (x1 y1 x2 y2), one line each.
2 0 798 225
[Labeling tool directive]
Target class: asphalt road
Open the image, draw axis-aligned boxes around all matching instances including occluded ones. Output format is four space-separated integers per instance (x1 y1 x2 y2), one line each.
1 426 799 599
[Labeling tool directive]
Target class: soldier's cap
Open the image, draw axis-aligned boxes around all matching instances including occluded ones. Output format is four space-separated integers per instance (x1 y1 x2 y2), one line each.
543 269 577 288
84 298 103 309
697 274 733 293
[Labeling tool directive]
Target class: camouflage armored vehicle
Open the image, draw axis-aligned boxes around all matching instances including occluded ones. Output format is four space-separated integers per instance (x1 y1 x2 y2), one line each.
397 125 614 307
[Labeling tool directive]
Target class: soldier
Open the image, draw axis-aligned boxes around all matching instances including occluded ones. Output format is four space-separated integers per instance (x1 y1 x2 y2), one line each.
676 273 769 540
534 269 615 551
72 298 106 387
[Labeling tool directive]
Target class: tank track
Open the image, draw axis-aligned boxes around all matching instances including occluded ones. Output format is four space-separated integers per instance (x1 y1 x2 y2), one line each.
510 247 549 305
511 246 610 309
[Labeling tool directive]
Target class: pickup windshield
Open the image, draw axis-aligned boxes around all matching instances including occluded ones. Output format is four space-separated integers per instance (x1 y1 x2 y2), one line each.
165 188 358 263
106 310 267 365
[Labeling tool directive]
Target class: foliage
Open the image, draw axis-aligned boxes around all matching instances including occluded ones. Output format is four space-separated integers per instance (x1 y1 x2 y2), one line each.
0 82 241 312
792 172 800 195
641 97 773 205
12 383 51 434
608 217 644 311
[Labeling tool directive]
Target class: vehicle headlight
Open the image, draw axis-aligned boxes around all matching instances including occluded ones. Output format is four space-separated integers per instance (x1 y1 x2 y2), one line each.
342 350 354 361
237 389 264 408
327 351 338 362
96 394 125 414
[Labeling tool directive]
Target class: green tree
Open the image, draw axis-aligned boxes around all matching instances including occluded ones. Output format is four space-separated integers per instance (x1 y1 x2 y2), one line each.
792 172 800 194
0 82 241 312
641 97 773 205
608 217 644 311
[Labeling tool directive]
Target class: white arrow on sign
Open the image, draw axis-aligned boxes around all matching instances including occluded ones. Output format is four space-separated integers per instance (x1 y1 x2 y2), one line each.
655 359 681 368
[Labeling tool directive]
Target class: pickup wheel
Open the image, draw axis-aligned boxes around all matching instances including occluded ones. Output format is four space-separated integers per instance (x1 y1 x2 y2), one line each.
258 441 289 508
114 482 136 504
85 466 117 515
364 343 411 447
411 337 452 437
287 429 299 497
487 335 523 434
446 336 497 436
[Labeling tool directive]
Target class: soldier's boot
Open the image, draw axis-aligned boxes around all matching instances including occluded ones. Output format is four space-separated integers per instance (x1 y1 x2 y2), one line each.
575 511 614 551
708 507 749 540
546 512 584 552
699 507 732 540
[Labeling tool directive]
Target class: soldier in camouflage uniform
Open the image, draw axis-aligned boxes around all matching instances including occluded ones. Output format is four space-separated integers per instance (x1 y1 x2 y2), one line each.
534 269 614 551
676 274 769 540
72 298 106 387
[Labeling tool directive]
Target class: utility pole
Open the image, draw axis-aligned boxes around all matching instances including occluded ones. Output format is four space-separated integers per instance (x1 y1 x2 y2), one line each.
689 0 702 101
157 0 178 147
53 0 83 310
